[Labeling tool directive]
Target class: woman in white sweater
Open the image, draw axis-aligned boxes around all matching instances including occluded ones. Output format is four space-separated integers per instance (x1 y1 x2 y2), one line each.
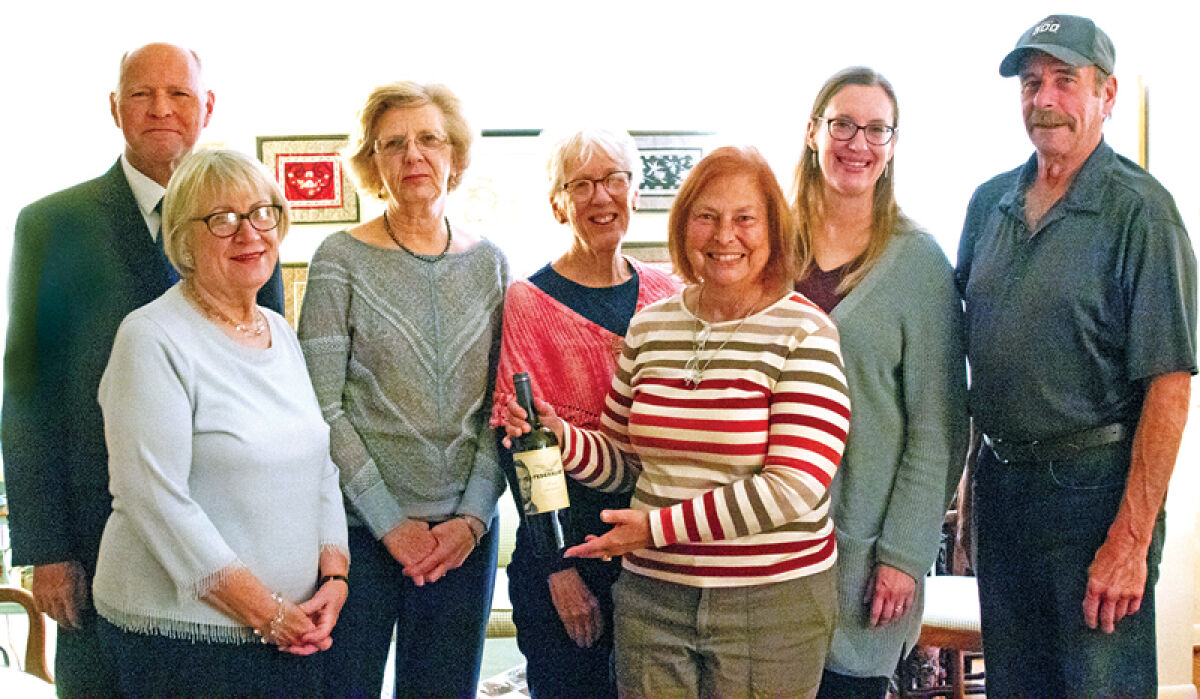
92 149 349 696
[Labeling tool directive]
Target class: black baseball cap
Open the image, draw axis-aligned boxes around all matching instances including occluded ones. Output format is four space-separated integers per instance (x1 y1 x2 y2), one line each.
999 14 1115 77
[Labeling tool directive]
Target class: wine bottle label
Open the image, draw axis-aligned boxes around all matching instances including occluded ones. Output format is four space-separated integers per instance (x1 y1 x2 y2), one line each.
512 447 570 514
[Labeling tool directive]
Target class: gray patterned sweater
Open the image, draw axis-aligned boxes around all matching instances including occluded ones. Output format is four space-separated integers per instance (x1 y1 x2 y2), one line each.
298 231 509 536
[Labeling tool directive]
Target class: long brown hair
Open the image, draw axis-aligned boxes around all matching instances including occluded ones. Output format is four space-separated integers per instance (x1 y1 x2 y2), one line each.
792 67 913 292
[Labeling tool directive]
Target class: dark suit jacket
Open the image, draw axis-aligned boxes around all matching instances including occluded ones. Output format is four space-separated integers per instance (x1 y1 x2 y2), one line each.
2 159 284 575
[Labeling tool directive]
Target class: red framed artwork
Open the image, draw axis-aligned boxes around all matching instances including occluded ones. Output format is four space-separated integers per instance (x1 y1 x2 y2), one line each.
256 135 360 224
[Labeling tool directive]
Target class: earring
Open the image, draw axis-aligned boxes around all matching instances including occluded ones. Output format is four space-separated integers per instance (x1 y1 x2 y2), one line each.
811 151 818 169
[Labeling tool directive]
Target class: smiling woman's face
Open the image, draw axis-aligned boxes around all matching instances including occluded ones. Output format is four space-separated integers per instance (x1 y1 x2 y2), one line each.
190 186 280 299
553 151 637 256
809 84 895 199
684 171 771 299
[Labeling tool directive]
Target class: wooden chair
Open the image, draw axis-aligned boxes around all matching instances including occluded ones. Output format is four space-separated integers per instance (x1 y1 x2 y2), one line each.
0 585 53 684
918 575 983 698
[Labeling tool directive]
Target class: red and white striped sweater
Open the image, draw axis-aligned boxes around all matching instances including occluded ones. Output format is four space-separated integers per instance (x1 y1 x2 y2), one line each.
561 291 850 587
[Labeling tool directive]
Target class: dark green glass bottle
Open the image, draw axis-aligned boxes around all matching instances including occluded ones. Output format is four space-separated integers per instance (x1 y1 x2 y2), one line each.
507 372 571 555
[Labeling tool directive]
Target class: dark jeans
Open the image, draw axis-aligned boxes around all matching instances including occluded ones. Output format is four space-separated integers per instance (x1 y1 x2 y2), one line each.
324 522 498 699
815 668 888 699
508 551 619 699
975 442 1163 698
97 617 325 696
56 607 119 698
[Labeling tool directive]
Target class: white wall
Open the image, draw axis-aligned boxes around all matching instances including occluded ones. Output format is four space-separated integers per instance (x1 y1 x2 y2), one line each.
2 0 1198 689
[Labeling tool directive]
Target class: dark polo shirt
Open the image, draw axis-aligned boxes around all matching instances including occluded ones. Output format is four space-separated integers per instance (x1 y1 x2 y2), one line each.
957 140 1196 442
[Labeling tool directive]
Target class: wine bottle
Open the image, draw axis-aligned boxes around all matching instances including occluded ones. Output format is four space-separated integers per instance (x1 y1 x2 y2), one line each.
507 372 571 556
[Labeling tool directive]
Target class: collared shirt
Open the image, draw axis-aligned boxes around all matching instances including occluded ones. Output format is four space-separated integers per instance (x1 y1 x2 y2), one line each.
120 153 166 240
957 140 1197 442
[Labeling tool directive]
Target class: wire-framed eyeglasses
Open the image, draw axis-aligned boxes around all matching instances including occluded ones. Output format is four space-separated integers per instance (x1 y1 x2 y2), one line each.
562 171 633 201
374 132 451 157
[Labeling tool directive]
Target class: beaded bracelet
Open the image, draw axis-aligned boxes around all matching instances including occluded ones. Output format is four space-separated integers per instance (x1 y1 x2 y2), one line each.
253 592 285 645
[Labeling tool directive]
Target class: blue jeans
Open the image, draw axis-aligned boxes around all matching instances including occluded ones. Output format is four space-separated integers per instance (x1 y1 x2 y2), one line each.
974 442 1163 697
507 544 619 699
324 523 498 698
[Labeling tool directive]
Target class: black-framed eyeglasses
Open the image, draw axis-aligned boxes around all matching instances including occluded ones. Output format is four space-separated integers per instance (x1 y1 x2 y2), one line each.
817 117 896 146
374 132 451 157
562 171 633 200
192 204 282 238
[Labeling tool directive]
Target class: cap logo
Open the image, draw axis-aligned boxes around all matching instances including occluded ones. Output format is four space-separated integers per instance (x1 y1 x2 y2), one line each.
1032 21 1061 36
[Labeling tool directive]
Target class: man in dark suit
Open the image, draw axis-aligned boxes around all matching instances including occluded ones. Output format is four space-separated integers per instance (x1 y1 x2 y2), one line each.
2 42 283 696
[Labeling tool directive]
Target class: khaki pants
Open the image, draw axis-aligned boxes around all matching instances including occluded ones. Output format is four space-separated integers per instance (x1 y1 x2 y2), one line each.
613 568 838 698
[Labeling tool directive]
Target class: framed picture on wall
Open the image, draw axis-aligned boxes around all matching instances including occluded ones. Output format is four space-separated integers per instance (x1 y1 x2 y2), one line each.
256 135 360 224
632 131 712 212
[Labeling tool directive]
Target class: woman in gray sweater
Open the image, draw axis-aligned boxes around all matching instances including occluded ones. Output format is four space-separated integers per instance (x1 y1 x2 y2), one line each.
298 81 508 698
793 67 969 697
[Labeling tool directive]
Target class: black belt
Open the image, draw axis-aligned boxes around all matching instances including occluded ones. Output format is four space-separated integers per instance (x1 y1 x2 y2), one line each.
983 423 1129 464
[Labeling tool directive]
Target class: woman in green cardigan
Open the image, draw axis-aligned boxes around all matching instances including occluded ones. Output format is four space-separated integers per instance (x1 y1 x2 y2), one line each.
793 66 970 697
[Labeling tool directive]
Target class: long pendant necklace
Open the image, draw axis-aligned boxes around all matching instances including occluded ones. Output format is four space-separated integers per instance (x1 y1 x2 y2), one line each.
684 287 756 389
383 212 453 262
184 280 266 337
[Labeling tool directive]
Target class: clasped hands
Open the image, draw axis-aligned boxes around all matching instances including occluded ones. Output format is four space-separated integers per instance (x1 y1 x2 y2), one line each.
383 517 477 586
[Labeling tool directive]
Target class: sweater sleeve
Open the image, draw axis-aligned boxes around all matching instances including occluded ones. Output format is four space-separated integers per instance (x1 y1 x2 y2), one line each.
98 316 241 599
456 248 510 528
558 322 644 494
297 240 405 539
876 240 969 579
647 321 850 548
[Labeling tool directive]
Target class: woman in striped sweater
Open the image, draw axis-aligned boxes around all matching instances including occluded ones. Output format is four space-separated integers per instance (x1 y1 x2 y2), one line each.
504 146 851 697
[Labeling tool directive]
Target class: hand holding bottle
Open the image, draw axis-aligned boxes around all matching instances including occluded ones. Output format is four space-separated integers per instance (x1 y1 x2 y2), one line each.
501 396 564 448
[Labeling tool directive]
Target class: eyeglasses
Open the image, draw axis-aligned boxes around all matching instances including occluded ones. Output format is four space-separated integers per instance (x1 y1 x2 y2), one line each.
562 171 633 201
192 205 282 238
817 117 896 146
374 132 451 157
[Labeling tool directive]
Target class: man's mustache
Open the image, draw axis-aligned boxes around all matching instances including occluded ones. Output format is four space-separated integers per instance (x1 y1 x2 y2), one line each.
1028 109 1074 130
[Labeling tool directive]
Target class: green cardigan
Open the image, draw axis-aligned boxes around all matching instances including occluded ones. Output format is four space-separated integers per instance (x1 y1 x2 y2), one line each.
823 228 969 678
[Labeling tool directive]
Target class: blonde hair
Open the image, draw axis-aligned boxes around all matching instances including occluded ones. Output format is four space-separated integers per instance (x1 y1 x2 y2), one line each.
792 67 913 293
345 81 472 199
161 148 289 279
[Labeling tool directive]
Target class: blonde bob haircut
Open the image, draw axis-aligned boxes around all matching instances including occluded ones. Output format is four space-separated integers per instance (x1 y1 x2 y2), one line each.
344 81 473 199
792 66 912 294
161 148 290 279
668 146 799 289
545 127 642 204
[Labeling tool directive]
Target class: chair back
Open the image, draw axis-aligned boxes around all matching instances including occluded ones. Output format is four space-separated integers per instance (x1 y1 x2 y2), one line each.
0 585 53 684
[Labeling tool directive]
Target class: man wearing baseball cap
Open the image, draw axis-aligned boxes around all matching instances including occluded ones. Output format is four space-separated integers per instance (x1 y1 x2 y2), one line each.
957 14 1195 694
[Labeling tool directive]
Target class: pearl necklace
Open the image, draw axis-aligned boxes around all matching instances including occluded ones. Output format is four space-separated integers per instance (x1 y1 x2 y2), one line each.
185 281 266 337
383 212 452 262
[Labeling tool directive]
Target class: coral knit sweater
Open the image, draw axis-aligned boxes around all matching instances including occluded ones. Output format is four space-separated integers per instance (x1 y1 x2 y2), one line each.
561 291 851 588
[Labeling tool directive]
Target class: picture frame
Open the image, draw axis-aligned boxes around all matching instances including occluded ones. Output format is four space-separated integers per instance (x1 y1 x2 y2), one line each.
631 131 712 212
256 135 360 224
281 262 309 328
